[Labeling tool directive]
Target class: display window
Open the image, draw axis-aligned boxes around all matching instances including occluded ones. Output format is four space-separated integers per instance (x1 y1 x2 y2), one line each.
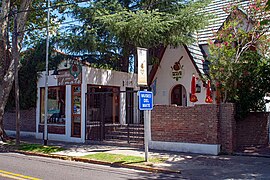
40 86 66 124
71 85 81 137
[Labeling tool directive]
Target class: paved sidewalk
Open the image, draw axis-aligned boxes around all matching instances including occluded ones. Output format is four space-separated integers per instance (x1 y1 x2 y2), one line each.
2 137 270 179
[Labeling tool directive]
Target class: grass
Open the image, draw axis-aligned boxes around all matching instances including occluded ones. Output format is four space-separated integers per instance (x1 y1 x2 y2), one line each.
18 143 64 154
1 139 64 154
82 153 166 166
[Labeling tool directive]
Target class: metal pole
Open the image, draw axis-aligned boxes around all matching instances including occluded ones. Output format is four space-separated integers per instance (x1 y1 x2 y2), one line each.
13 9 20 146
44 0 50 145
144 110 149 162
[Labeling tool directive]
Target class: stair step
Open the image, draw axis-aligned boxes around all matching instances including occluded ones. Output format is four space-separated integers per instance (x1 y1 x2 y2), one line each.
107 131 144 137
105 134 144 141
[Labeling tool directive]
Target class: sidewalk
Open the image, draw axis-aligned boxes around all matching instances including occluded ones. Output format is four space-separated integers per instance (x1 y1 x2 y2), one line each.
14 137 183 173
2 137 270 179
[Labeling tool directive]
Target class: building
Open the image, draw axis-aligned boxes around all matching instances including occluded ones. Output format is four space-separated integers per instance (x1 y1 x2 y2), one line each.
6 0 268 154
36 61 140 142
149 0 259 107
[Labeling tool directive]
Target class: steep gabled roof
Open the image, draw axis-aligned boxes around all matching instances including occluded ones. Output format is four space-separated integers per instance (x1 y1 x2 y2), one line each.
186 0 251 77
185 43 209 75
197 0 250 45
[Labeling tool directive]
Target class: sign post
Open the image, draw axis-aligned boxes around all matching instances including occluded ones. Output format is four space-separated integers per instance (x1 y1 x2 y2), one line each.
138 91 153 162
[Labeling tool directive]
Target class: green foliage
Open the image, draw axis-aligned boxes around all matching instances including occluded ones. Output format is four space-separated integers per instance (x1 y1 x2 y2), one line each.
6 40 65 110
59 0 210 71
208 1 270 118
266 0 270 10
229 52 270 118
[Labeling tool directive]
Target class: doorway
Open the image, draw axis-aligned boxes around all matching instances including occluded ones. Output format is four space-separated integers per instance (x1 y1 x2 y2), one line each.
171 84 187 106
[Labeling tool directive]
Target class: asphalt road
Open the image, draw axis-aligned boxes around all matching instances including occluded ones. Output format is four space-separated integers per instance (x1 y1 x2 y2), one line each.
0 153 182 180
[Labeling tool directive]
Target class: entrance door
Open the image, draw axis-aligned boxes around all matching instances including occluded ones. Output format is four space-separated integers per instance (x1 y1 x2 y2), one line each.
86 86 120 140
171 85 187 106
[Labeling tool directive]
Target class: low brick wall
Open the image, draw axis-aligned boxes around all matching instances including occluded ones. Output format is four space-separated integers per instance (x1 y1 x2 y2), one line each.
151 104 219 144
4 109 36 132
151 104 269 154
151 104 236 154
237 112 269 148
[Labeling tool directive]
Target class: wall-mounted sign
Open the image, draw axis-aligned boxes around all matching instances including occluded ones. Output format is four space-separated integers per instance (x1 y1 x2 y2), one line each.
57 69 82 86
171 56 184 81
70 63 82 78
137 47 148 86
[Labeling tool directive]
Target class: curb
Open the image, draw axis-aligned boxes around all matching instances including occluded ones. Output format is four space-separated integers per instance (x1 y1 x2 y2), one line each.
13 150 181 174
233 152 270 158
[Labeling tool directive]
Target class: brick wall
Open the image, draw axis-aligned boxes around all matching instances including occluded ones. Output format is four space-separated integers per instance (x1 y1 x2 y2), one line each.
39 125 65 134
151 104 269 154
151 103 236 154
151 104 219 144
4 109 36 132
237 112 269 148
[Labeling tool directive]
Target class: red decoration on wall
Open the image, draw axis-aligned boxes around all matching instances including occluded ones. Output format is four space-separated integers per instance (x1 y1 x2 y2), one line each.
205 80 213 103
190 75 198 102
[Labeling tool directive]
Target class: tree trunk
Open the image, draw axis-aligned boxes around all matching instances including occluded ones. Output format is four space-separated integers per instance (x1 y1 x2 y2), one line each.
0 109 7 141
0 62 15 141
0 0 31 140
121 54 129 72
121 43 131 72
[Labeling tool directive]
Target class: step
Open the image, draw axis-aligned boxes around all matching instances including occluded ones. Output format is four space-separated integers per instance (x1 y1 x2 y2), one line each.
87 126 144 132
106 131 144 137
105 134 144 141
106 128 144 133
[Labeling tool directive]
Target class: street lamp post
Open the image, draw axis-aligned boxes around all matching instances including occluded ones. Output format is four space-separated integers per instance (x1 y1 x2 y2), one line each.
44 0 50 145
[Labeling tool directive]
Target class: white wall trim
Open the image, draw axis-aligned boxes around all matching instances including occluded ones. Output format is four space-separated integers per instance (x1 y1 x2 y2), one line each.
149 140 220 155
36 133 84 143
66 85 72 138
6 130 36 137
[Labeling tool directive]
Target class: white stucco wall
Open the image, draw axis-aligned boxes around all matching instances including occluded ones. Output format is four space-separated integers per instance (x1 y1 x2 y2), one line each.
153 46 208 106
83 66 139 124
36 70 79 142
36 66 139 142
83 66 138 88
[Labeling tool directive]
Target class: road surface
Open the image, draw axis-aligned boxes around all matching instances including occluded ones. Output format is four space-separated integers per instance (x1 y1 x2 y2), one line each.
0 153 182 180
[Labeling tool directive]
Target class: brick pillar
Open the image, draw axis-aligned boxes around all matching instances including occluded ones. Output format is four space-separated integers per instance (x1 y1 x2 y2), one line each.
218 103 236 154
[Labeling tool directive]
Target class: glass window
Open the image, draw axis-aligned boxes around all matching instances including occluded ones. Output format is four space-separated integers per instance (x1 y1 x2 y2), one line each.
72 85 81 137
40 86 66 124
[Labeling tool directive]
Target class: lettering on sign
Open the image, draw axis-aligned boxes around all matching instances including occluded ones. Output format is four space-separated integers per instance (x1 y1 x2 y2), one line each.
57 70 82 86
141 94 151 98
139 91 153 110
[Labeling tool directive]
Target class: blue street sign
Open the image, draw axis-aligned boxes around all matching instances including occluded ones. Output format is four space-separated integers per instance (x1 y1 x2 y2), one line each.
138 91 153 110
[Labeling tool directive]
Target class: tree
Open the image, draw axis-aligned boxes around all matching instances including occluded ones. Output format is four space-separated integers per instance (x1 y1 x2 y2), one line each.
0 0 64 141
59 0 210 72
0 0 32 141
6 40 65 111
208 0 270 118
